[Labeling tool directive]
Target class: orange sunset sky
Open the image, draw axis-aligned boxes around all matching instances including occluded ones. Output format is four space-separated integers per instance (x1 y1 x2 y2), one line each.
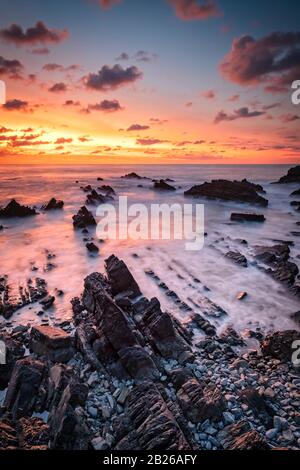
0 0 299 164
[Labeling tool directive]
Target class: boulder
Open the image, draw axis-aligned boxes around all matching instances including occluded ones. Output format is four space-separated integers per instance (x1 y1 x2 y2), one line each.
0 199 37 217
29 325 75 363
18 417 49 450
85 189 108 205
273 166 300 184
42 197 64 210
86 242 99 253
153 179 176 191
260 330 300 361
184 179 268 206
121 172 149 179
231 213 265 222
72 206 96 229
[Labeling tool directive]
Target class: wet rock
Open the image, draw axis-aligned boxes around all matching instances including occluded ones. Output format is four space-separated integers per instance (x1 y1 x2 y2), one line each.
105 254 141 297
115 381 191 450
0 418 18 449
219 327 245 346
72 206 96 229
86 189 109 205
0 276 48 319
273 165 300 184
184 180 268 206
29 325 75 363
291 188 300 196
0 199 37 217
177 379 225 424
98 185 116 196
153 180 176 191
86 242 99 253
121 172 149 180
3 357 48 419
260 330 300 361
218 420 269 450
18 417 49 450
236 291 247 300
225 251 248 267
39 295 55 310
91 436 109 450
42 198 64 210
231 213 265 222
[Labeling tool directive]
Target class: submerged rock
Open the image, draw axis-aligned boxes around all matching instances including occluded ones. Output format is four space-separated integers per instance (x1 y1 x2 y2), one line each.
225 251 248 267
0 199 37 218
72 206 96 229
273 165 300 184
42 198 64 210
184 180 268 206
153 179 176 191
86 242 99 253
231 213 265 222
121 172 149 180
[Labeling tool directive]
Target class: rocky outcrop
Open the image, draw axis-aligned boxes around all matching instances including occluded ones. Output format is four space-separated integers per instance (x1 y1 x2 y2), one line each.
0 199 37 217
225 251 248 267
254 244 300 295
231 213 265 222
72 206 96 229
184 180 268 206
121 172 149 180
29 325 75 363
0 417 49 450
0 276 48 319
98 185 116 196
115 381 191 450
42 198 64 210
273 166 300 184
86 189 111 205
260 330 300 361
86 242 99 253
153 179 176 191
291 188 300 196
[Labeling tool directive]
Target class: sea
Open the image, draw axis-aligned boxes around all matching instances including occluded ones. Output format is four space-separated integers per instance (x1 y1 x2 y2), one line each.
0 164 299 337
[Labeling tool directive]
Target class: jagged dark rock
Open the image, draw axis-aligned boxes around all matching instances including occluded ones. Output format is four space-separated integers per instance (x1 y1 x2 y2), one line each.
105 254 141 297
291 188 300 196
260 330 300 361
153 179 176 191
218 421 269 450
42 198 64 210
225 251 248 267
3 357 48 419
177 378 225 424
115 381 191 450
273 166 300 184
98 185 116 195
184 180 268 206
231 213 265 222
86 242 99 253
29 325 75 363
121 172 149 180
0 199 37 218
86 189 110 205
72 206 96 229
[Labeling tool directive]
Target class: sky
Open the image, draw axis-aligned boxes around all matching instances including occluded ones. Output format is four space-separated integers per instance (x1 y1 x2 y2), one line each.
0 0 299 164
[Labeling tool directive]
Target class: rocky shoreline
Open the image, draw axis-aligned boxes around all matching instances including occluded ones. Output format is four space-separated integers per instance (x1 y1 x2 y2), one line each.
0 254 299 451
0 166 300 451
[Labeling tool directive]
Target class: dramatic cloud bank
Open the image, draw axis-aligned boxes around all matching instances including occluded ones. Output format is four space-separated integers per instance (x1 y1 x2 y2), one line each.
220 32 300 93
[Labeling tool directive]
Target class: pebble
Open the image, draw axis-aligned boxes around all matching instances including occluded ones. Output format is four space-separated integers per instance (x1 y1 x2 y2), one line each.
223 411 235 424
266 428 278 440
88 406 98 418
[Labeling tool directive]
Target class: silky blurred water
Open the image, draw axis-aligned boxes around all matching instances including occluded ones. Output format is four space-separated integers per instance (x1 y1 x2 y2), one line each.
0 164 299 334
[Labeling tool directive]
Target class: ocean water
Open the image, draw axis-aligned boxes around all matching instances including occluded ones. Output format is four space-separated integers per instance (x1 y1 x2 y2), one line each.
0 164 299 336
